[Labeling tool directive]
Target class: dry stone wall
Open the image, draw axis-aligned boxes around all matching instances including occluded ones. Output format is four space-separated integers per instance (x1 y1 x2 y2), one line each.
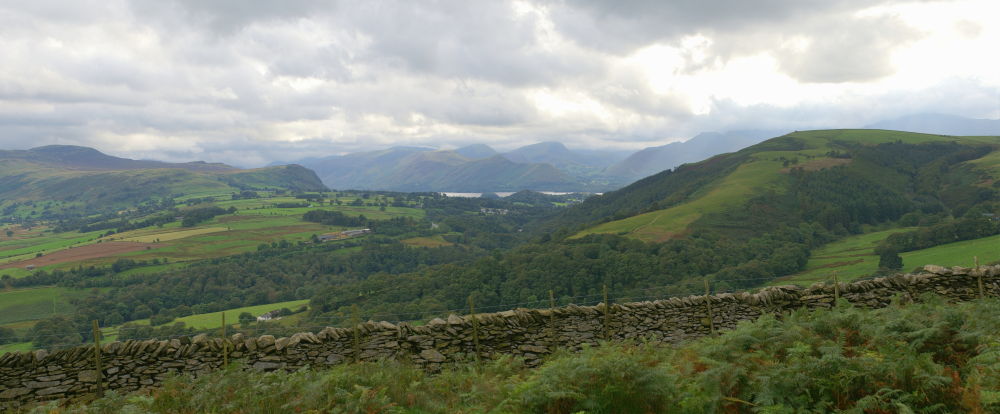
2 264 999 410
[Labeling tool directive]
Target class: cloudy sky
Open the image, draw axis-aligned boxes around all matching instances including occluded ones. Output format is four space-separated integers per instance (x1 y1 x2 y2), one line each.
2 0 998 167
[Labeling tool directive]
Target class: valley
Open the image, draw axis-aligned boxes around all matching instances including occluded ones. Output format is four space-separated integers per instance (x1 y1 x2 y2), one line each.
1 128 1000 411
0 129 997 357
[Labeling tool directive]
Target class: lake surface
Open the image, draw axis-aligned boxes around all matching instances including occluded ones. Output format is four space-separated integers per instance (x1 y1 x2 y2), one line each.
440 191 588 198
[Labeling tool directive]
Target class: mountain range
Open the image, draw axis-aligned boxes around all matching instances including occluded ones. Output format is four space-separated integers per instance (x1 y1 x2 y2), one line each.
5 113 998 197
294 142 632 192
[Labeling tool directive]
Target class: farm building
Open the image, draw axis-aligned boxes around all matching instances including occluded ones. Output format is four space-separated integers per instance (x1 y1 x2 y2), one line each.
256 309 282 321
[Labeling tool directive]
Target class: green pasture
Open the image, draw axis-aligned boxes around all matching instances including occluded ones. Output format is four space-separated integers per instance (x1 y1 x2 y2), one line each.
0 341 32 354
129 299 311 330
1 267 32 279
402 235 454 248
0 286 86 325
0 229 104 265
774 230 1000 286
0 199 406 270
577 157 788 242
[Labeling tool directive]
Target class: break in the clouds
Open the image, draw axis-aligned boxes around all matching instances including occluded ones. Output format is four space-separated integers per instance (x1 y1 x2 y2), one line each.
0 0 997 166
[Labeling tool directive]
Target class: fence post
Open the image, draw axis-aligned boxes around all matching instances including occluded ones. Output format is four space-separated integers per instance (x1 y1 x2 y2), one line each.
704 279 715 336
352 305 361 363
548 290 557 349
221 312 228 367
833 272 840 304
468 295 480 363
602 285 611 341
91 320 103 398
976 256 984 299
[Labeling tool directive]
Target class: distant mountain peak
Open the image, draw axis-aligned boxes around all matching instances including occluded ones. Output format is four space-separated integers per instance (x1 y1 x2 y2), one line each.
454 143 497 159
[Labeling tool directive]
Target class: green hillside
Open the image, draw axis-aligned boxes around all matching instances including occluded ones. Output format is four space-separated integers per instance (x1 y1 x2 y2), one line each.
565 129 1000 241
0 146 327 221
774 230 1000 286
4 129 1000 358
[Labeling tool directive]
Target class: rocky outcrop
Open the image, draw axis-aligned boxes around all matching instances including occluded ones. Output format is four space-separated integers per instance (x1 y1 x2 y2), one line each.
2 264 998 410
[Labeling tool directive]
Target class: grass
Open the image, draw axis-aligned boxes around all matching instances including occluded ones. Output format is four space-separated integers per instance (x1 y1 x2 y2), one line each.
576 131 1000 243
117 226 227 243
0 228 104 265
0 286 86 325
0 341 32 354
774 230 1000 286
3 196 417 271
401 235 454 248
576 156 789 242
130 299 311 330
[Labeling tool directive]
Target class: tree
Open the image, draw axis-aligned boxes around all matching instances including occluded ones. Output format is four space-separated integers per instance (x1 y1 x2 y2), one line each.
28 316 82 349
0 326 17 344
879 249 903 271
5 230 12 237
238 312 255 328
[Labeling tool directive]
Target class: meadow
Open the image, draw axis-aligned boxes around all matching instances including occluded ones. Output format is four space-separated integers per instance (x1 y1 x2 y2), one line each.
0 191 423 275
125 299 311 331
774 230 1000 286
0 191 424 347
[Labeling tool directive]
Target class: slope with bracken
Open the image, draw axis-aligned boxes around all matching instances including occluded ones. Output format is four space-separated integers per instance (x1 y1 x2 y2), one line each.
555 129 999 243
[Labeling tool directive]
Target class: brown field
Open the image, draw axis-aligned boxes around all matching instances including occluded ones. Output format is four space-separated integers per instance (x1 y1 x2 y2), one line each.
401 236 454 248
0 242 156 269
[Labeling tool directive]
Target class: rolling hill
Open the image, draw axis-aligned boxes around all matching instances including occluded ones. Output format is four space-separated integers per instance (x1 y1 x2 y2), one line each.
603 130 788 181
557 129 1000 242
0 145 327 219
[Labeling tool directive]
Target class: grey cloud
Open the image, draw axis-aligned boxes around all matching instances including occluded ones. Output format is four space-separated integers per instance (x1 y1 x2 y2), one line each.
773 16 921 83
542 0 914 53
147 0 333 34
543 0 936 83
343 1 605 87
0 0 993 169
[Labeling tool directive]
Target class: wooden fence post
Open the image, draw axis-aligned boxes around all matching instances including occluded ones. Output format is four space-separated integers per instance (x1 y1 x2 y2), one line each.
548 290 556 349
468 295 480 363
352 305 361 363
704 279 715 336
976 256 984 299
602 285 610 341
91 320 103 398
833 272 840 304
222 312 228 367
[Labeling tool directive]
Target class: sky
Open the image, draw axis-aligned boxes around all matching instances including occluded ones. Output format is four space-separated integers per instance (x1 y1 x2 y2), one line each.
1 0 998 167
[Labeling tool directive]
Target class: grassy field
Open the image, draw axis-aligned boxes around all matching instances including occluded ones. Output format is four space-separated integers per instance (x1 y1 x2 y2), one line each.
124 299 311 331
0 227 104 266
0 341 32 354
773 230 1000 286
401 235 454 247
575 155 789 242
0 286 87 325
0 192 425 273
